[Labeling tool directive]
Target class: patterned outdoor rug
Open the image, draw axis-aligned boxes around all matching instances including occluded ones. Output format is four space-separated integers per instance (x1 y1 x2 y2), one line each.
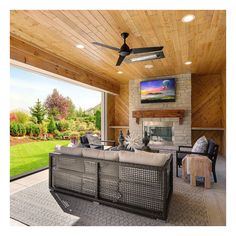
10 176 209 226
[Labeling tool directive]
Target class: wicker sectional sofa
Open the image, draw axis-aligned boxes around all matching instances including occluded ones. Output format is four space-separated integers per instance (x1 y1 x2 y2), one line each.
49 147 173 220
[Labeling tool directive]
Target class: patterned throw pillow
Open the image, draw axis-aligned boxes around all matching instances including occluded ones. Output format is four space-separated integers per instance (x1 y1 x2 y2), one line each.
192 136 208 153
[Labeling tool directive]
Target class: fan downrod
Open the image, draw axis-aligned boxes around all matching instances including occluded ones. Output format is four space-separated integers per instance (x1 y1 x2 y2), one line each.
121 32 129 40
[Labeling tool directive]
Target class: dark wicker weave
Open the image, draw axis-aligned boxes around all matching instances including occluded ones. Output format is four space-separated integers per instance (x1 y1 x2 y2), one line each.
49 152 173 220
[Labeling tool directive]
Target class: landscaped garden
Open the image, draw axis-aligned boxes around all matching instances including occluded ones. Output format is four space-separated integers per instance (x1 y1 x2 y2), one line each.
10 88 101 177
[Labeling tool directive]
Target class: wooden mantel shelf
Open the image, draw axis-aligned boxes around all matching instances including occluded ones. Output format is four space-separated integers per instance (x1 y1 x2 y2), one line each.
132 109 185 125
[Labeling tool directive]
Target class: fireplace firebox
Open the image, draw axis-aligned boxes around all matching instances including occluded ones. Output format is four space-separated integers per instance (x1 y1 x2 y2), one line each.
143 121 174 145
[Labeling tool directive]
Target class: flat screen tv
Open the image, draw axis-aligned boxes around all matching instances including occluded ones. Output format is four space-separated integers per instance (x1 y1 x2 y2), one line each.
140 78 176 103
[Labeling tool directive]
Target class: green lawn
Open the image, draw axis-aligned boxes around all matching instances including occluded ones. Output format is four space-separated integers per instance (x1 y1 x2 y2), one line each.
10 140 69 177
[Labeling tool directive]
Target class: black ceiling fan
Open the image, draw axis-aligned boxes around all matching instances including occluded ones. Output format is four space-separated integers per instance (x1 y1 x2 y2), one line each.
92 32 164 66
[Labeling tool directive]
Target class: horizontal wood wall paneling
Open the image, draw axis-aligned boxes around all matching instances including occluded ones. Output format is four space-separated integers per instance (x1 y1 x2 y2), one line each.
10 37 120 95
10 10 226 84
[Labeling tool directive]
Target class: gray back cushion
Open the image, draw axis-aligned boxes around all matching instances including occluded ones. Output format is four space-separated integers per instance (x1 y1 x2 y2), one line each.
55 146 83 156
82 148 119 161
119 150 170 167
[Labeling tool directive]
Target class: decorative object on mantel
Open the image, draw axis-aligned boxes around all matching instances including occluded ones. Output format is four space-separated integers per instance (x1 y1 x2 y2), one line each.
125 133 142 151
142 131 151 151
132 109 185 125
126 129 130 138
117 130 126 150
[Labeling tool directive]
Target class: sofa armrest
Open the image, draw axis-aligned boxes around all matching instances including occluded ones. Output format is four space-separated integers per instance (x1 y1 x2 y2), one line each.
178 145 193 151
176 150 208 157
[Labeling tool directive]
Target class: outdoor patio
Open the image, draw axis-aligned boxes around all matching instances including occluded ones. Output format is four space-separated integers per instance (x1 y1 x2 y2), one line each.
10 155 226 226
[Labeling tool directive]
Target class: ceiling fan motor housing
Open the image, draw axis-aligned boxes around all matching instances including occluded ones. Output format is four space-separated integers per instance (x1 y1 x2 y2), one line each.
119 43 131 56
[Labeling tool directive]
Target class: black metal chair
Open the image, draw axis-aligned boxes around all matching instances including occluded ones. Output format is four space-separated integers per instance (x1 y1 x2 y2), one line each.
80 135 116 150
80 136 91 148
176 139 219 182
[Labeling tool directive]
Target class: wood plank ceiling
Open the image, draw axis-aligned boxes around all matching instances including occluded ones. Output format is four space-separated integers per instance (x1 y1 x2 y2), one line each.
10 10 226 84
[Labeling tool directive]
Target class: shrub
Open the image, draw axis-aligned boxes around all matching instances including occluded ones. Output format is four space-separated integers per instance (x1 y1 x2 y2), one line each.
25 123 34 135
61 131 71 138
95 109 101 130
69 131 80 139
76 121 87 131
87 122 96 131
25 123 40 137
10 122 26 137
78 130 86 138
39 122 48 135
32 125 40 137
68 119 76 131
17 123 26 136
48 116 57 133
10 123 19 136
56 119 70 131
54 130 63 139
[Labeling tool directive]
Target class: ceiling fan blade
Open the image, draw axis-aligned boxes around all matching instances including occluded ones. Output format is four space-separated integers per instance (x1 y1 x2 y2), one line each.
116 55 126 66
92 42 120 51
131 46 163 54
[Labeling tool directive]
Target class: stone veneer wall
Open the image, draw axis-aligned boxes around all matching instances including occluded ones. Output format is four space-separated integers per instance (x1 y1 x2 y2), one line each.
129 73 192 146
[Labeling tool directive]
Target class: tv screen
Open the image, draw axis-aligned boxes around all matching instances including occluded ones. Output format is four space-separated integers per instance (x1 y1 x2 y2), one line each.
140 78 176 103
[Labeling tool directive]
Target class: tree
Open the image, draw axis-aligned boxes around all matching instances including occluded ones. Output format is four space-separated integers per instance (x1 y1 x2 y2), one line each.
10 112 18 123
14 111 30 124
95 109 101 130
44 89 69 120
66 97 76 120
29 99 46 124
10 111 30 124
47 116 57 134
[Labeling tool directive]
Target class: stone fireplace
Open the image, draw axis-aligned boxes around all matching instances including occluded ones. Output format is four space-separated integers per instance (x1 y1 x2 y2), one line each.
129 73 192 147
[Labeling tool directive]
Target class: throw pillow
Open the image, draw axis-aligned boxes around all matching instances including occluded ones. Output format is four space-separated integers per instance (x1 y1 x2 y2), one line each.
192 136 208 153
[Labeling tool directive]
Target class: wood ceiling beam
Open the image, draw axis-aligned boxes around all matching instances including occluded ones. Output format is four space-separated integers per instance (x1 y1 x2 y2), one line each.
10 36 120 95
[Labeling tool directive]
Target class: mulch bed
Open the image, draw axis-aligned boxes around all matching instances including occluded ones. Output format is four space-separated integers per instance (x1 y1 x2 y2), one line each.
10 136 41 146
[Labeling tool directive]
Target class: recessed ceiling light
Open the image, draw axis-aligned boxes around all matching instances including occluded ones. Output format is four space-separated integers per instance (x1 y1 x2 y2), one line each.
76 44 84 49
144 64 154 69
185 61 192 65
182 14 195 23
117 71 123 74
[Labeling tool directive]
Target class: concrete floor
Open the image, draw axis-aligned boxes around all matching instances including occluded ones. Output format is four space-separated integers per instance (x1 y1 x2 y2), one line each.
10 156 226 226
